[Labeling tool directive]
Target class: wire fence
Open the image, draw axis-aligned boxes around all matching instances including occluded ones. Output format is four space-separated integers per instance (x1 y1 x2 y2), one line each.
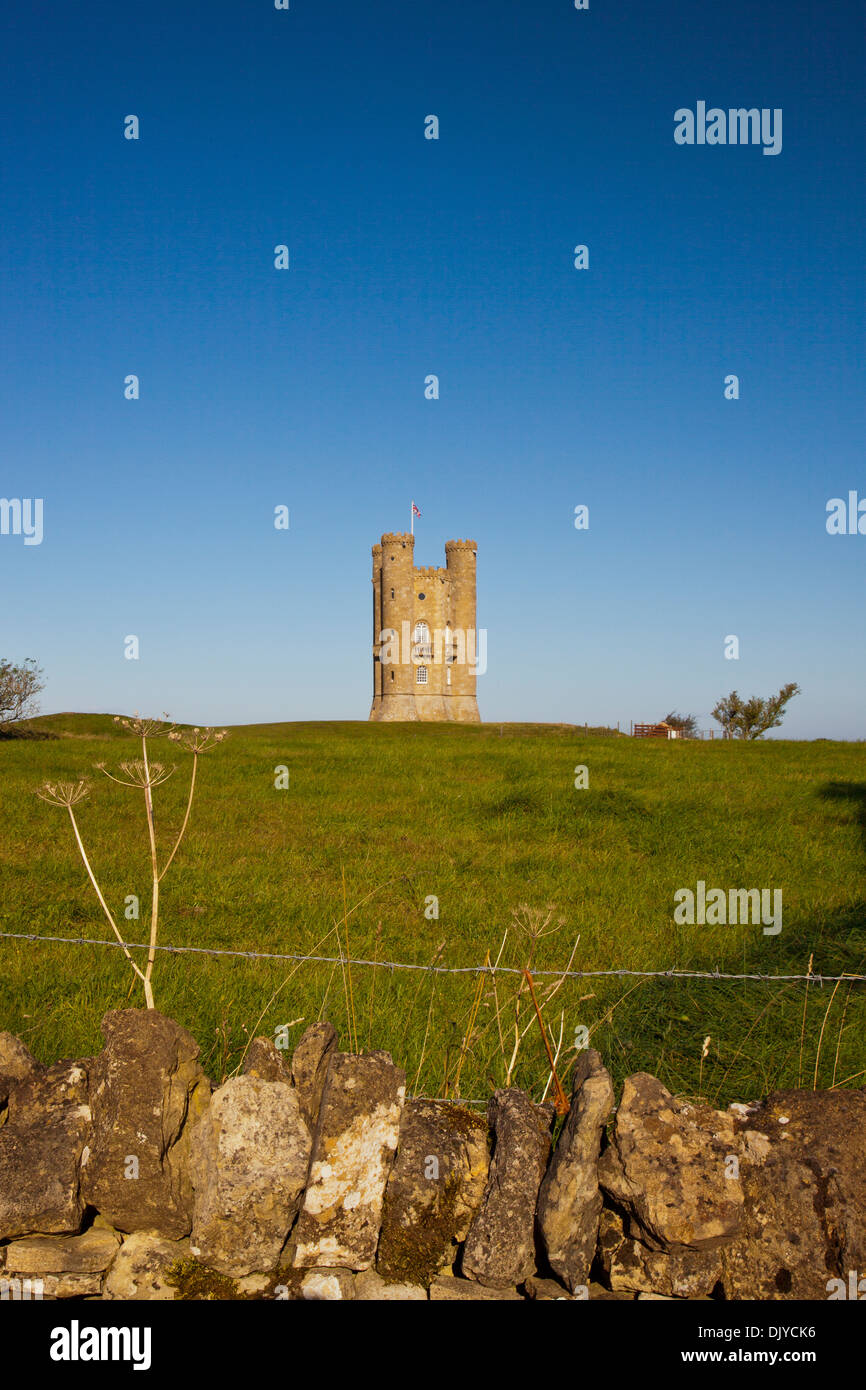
1 930 864 986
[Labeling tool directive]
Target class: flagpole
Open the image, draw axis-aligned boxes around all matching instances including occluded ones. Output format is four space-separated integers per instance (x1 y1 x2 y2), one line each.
410 500 414 536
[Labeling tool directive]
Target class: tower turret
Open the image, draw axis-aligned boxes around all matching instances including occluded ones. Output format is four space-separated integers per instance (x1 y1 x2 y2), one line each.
370 543 383 711
371 533 418 720
444 540 480 723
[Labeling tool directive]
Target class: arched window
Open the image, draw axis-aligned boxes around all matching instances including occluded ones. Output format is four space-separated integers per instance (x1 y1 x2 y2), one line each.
413 620 432 661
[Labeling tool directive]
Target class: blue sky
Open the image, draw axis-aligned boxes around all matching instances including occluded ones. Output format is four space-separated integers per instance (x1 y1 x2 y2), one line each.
1 0 863 735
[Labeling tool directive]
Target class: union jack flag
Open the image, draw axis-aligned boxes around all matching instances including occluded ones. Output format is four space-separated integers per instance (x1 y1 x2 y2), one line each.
412 502 421 517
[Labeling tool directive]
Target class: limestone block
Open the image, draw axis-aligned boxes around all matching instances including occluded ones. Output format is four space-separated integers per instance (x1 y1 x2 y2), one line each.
537 1049 614 1291
103 1231 189 1301
377 1098 489 1285
598 1072 743 1251
189 1075 311 1276
0 1059 92 1238
291 1022 338 1129
81 1009 211 1238
292 1051 405 1270
462 1088 552 1288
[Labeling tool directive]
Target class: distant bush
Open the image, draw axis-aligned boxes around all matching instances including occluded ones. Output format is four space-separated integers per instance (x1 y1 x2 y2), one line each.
712 684 801 740
0 658 44 730
662 711 699 738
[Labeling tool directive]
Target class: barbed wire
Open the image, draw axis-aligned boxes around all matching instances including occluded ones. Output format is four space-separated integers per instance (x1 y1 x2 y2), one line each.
0 930 863 985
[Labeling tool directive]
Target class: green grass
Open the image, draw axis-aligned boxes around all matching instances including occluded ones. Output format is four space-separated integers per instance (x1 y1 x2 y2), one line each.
2 713 865 1107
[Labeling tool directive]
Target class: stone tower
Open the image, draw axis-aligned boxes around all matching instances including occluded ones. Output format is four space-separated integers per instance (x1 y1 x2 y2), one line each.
369 532 481 722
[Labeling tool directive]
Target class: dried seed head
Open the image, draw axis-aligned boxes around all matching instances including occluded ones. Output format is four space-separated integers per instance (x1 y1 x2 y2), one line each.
35 780 90 808
174 727 229 754
96 760 176 788
113 712 177 738
510 902 563 941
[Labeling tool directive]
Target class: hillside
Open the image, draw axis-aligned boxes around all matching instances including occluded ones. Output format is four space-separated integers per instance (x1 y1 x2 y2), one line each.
1 714 864 1104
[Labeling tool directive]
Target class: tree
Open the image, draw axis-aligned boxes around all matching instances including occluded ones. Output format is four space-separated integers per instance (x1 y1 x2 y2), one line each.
711 683 800 740
711 691 743 739
0 658 45 729
662 711 699 738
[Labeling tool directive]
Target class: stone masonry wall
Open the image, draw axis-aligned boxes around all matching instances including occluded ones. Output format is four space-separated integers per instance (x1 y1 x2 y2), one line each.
1 1011 864 1301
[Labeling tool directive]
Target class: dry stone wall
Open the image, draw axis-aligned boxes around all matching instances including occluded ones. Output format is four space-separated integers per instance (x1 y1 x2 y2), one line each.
0 1011 863 1302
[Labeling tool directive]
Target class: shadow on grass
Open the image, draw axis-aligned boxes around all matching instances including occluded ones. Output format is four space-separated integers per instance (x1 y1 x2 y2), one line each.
771 781 866 970
821 780 866 850
0 725 57 741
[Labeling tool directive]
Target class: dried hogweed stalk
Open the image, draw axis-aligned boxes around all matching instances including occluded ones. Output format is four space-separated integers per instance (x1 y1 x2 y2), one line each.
36 711 228 1009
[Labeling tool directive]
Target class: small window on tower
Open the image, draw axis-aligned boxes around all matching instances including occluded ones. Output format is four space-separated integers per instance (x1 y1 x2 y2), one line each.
416 666 428 685
390 670 395 681
418 592 426 600
391 588 395 599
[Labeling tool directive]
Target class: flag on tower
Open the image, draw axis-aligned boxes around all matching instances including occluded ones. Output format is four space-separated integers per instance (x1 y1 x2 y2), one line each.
412 502 421 517
411 500 421 534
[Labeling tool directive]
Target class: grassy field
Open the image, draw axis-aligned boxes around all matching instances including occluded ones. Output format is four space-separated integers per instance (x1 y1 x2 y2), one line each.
1 713 865 1108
